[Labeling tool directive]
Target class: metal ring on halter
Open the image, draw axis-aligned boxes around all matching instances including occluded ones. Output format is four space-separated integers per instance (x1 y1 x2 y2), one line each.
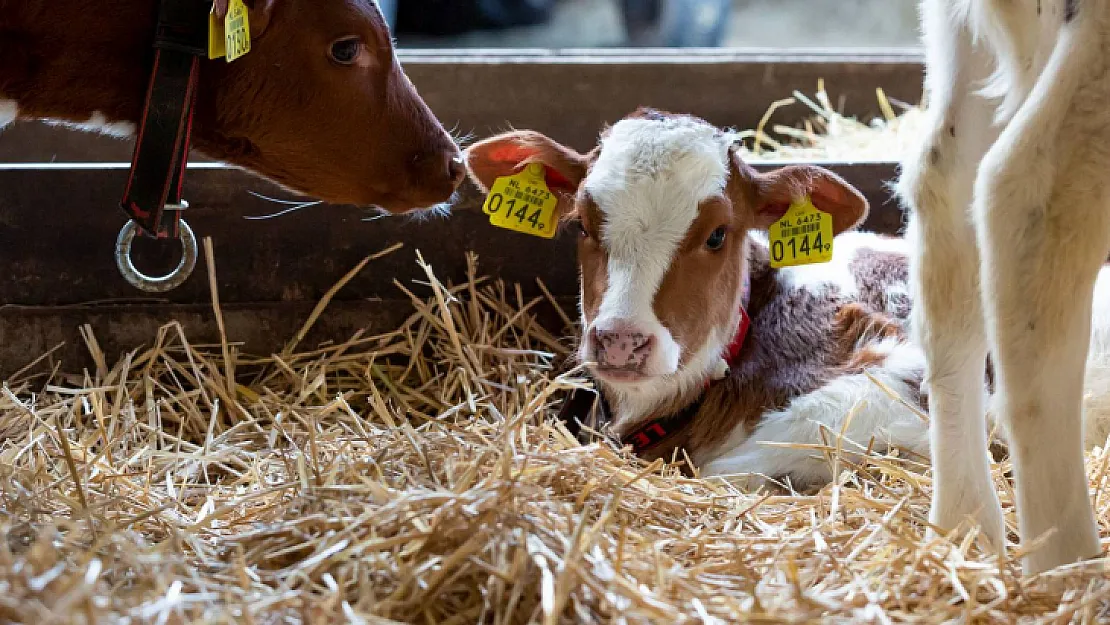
115 216 198 293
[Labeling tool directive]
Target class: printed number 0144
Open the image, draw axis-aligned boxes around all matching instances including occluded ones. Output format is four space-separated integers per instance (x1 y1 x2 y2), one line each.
486 194 546 230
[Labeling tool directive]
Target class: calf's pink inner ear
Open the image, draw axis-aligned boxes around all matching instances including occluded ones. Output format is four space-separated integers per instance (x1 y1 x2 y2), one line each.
753 165 869 235
465 133 587 195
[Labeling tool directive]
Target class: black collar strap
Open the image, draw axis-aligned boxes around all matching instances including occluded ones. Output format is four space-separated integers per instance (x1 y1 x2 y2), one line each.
621 398 701 455
554 379 703 456
555 382 612 445
121 0 211 239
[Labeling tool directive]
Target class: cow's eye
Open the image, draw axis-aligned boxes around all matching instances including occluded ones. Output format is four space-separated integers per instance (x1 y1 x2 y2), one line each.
576 220 589 238
329 37 362 65
706 227 727 251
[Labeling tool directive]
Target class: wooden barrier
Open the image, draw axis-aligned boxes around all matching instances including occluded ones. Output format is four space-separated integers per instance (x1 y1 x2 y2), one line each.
0 49 922 375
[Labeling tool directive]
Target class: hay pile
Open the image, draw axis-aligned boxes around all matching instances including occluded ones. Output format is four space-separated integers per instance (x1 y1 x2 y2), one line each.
735 81 927 162
4 90 1110 623
3 245 1110 624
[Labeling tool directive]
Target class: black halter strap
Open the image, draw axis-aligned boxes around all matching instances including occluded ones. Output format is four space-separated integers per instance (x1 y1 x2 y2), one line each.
555 381 612 445
120 0 210 239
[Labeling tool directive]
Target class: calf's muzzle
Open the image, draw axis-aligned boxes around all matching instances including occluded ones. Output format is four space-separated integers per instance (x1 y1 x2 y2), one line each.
592 322 655 371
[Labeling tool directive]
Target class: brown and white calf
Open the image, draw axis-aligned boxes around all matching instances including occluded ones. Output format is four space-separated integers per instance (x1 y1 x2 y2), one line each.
464 110 937 490
464 110 1110 500
0 0 463 212
897 0 1110 574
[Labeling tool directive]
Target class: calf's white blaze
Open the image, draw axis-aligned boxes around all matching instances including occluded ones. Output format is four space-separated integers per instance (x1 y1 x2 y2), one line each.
582 116 735 380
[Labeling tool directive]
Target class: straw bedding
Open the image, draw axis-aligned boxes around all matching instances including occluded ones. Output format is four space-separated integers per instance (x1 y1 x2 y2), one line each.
3 90 1110 624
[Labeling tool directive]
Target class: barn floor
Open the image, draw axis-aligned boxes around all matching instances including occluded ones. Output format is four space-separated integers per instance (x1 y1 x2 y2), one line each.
3 247 1110 623
4 91 1110 624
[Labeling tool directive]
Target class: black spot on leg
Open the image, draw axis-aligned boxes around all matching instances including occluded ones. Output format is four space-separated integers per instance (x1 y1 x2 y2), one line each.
929 147 941 165
1037 0 1041 15
1066 0 1079 21
948 125 956 137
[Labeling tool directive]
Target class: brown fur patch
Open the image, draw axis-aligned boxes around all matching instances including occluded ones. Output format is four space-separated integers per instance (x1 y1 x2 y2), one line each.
633 242 927 473
652 194 747 367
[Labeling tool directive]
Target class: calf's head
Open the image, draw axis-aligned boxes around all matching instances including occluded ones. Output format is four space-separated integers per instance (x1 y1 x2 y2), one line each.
197 0 464 211
465 111 867 405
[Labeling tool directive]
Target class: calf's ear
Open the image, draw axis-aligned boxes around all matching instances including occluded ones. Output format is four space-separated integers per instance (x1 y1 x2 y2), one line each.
244 0 276 38
464 131 589 197
751 165 869 235
215 0 275 38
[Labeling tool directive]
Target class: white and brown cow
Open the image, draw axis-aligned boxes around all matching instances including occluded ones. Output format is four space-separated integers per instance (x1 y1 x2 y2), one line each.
466 109 1110 495
897 0 1110 574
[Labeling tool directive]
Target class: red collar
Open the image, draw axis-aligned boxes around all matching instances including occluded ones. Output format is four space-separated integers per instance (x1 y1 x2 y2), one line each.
708 275 753 387
723 307 751 370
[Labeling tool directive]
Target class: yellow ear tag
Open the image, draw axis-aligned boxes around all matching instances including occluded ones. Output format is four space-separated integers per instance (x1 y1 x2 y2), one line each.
207 6 227 59
482 163 560 239
223 0 251 62
768 196 834 268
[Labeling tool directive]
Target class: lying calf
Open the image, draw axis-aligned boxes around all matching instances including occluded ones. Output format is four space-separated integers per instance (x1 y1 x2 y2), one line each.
464 109 1110 489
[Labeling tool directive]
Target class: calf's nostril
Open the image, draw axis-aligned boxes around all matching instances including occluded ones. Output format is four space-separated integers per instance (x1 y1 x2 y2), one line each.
447 154 465 185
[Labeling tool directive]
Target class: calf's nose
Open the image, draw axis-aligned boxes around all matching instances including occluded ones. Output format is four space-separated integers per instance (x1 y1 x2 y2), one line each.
409 143 466 194
593 325 654 370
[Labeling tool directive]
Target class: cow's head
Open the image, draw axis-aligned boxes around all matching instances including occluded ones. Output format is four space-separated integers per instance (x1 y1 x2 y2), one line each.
196 0 463 212
465 110 868 411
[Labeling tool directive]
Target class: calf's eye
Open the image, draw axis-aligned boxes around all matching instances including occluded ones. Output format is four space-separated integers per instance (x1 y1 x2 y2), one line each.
575 220 589 239
706 227 727 251
329 37 362 65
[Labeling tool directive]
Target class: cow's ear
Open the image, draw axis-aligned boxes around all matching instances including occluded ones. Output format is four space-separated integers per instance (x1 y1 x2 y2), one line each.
751 165 868 235
464 130 589 196
213 0 274 38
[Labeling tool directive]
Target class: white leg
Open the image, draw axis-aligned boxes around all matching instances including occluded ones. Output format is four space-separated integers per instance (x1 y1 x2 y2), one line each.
899 0 1006 551
973 22 1105 575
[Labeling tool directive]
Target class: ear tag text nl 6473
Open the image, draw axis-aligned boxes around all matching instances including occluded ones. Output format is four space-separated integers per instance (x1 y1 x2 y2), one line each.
209 0 251 62
768 196 834 269
483 163 559 239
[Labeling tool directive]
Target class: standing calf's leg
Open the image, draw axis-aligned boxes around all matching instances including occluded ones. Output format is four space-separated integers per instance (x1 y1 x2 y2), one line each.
899 0 1005 551
972 22 1105 575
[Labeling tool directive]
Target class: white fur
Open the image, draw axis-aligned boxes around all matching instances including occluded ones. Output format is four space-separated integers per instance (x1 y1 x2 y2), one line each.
700 340 932 488
1081 266 1110 450
776 231 910 299
0 99 17 129
580 116 735 401
44 111 135 138
899 0 1109 575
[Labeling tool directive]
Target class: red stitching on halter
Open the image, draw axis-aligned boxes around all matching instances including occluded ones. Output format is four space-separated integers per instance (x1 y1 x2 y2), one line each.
120 0 207 240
